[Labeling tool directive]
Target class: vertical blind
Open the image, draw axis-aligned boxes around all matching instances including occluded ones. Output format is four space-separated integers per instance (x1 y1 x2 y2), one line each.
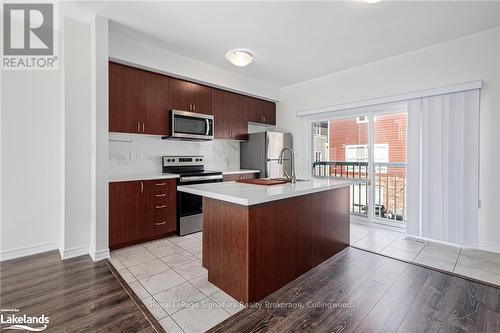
406 89 480 246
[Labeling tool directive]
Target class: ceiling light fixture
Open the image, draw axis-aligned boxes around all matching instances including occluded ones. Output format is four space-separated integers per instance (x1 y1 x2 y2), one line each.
225 48 255 67
363 0 382 3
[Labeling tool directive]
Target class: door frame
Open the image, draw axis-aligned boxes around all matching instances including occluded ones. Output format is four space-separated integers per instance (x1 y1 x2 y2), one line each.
307 101 408 229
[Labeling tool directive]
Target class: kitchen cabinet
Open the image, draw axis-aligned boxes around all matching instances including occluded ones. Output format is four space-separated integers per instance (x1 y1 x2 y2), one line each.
212 89 248 140
170 78 212 115
109 181 143 249
142 179 177 239
109 178 177 249
223 172 259 182
248 98 276 125
109 61 277 137
109 62 170 135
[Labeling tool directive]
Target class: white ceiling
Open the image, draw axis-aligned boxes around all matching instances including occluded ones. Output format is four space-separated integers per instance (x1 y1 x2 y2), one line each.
74 1 499 87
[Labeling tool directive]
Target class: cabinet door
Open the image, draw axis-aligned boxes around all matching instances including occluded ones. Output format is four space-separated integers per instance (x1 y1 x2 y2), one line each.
248 98 276 125
191 83 212 115
109 62 142 133
109 181 142 249
143 179 177 238
141 70 170 135
170 78 212 115
212 89 248 140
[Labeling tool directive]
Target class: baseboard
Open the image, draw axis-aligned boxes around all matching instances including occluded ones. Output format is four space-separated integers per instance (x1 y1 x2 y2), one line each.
59 245 89 260
90 248 110 262
478 242 500 254
0 242 59 262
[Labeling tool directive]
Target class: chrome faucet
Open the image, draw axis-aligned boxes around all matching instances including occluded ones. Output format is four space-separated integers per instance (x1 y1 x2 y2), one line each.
278 147 296 184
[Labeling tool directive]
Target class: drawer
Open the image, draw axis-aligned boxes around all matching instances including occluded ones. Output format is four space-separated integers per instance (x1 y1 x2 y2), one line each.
150 218 175 234
152 193 170 205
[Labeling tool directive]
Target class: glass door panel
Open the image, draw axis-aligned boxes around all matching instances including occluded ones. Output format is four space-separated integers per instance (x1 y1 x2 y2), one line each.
312 116 369 218
373 112 407 227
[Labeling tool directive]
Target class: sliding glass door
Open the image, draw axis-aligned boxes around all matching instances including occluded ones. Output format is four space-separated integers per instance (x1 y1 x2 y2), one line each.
311 105 407 228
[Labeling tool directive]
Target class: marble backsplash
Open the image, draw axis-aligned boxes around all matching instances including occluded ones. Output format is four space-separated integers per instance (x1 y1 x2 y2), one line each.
109 132 240 175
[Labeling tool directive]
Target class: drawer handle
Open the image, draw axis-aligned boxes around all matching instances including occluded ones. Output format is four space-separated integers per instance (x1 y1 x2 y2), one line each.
155 183 167 186
155 205 166 209
155 194 166 197
155 221 166 226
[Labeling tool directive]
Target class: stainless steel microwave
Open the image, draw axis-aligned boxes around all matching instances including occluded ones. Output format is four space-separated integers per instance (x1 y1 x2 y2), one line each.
166 110 214 141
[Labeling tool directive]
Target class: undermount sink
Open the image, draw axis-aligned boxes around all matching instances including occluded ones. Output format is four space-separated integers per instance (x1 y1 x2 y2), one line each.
270 177 310 182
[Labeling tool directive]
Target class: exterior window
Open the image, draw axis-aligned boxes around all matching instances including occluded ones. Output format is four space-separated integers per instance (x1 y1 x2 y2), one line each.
356 116 368 123
314 151 322 162
345 144 389 172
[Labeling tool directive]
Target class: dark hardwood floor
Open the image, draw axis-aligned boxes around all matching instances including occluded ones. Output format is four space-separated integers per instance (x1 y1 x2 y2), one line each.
0 251 160 332
209 247 500 333
2 247 499 332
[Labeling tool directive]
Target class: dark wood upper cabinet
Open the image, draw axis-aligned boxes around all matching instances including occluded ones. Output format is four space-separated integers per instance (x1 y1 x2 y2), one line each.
109 61 276 137
170 78 212 115
109 62 142 133
248 98 276 125
212 89 248 140
109 62 171 135
141 70 170 135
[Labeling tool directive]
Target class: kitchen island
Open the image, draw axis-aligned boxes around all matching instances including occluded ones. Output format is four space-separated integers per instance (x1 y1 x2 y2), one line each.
177 177 366 303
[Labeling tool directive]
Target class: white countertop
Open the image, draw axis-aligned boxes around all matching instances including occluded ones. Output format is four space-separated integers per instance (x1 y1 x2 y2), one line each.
222 169 260 175
177 177 369 206
109 173 180 183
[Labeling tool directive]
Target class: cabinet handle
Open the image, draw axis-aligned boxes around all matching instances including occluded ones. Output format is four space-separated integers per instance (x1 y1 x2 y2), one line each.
155 182 167 186
189 104 192 111
142 122 145 133
155 205 167 209
193 104 196 111
155 221 167 226
140 181 144 193
155 193 166 197
137 122 141 132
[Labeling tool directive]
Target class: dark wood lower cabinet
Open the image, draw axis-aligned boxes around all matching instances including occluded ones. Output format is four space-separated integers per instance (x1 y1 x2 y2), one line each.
109 179 177 250
202 187 350 303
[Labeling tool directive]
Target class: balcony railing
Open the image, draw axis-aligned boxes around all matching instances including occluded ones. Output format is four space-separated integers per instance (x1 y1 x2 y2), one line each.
312 161 407 223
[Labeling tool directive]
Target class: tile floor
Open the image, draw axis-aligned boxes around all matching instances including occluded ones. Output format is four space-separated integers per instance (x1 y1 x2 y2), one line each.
109 232 243 333
351 222 500 286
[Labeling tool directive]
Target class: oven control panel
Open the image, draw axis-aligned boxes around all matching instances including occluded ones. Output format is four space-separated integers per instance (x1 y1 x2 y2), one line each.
162 155 204 167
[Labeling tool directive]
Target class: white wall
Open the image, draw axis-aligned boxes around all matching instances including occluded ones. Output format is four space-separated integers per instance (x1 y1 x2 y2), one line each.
108 33 280 101
91 15 110 261
1 70 62 260
61 17 92 259
278 28 500 251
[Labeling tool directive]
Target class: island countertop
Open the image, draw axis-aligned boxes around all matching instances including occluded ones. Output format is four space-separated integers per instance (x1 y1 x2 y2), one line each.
177 177 368 206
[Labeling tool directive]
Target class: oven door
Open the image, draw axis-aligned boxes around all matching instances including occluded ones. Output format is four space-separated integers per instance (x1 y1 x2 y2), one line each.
171 110 214 140
177 176 222 236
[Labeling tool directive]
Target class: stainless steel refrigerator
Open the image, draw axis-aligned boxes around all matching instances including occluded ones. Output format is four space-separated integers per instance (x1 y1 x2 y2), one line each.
240 132 293 179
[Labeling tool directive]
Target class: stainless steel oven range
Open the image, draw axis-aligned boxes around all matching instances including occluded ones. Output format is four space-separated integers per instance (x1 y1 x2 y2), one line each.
162 155 222 236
